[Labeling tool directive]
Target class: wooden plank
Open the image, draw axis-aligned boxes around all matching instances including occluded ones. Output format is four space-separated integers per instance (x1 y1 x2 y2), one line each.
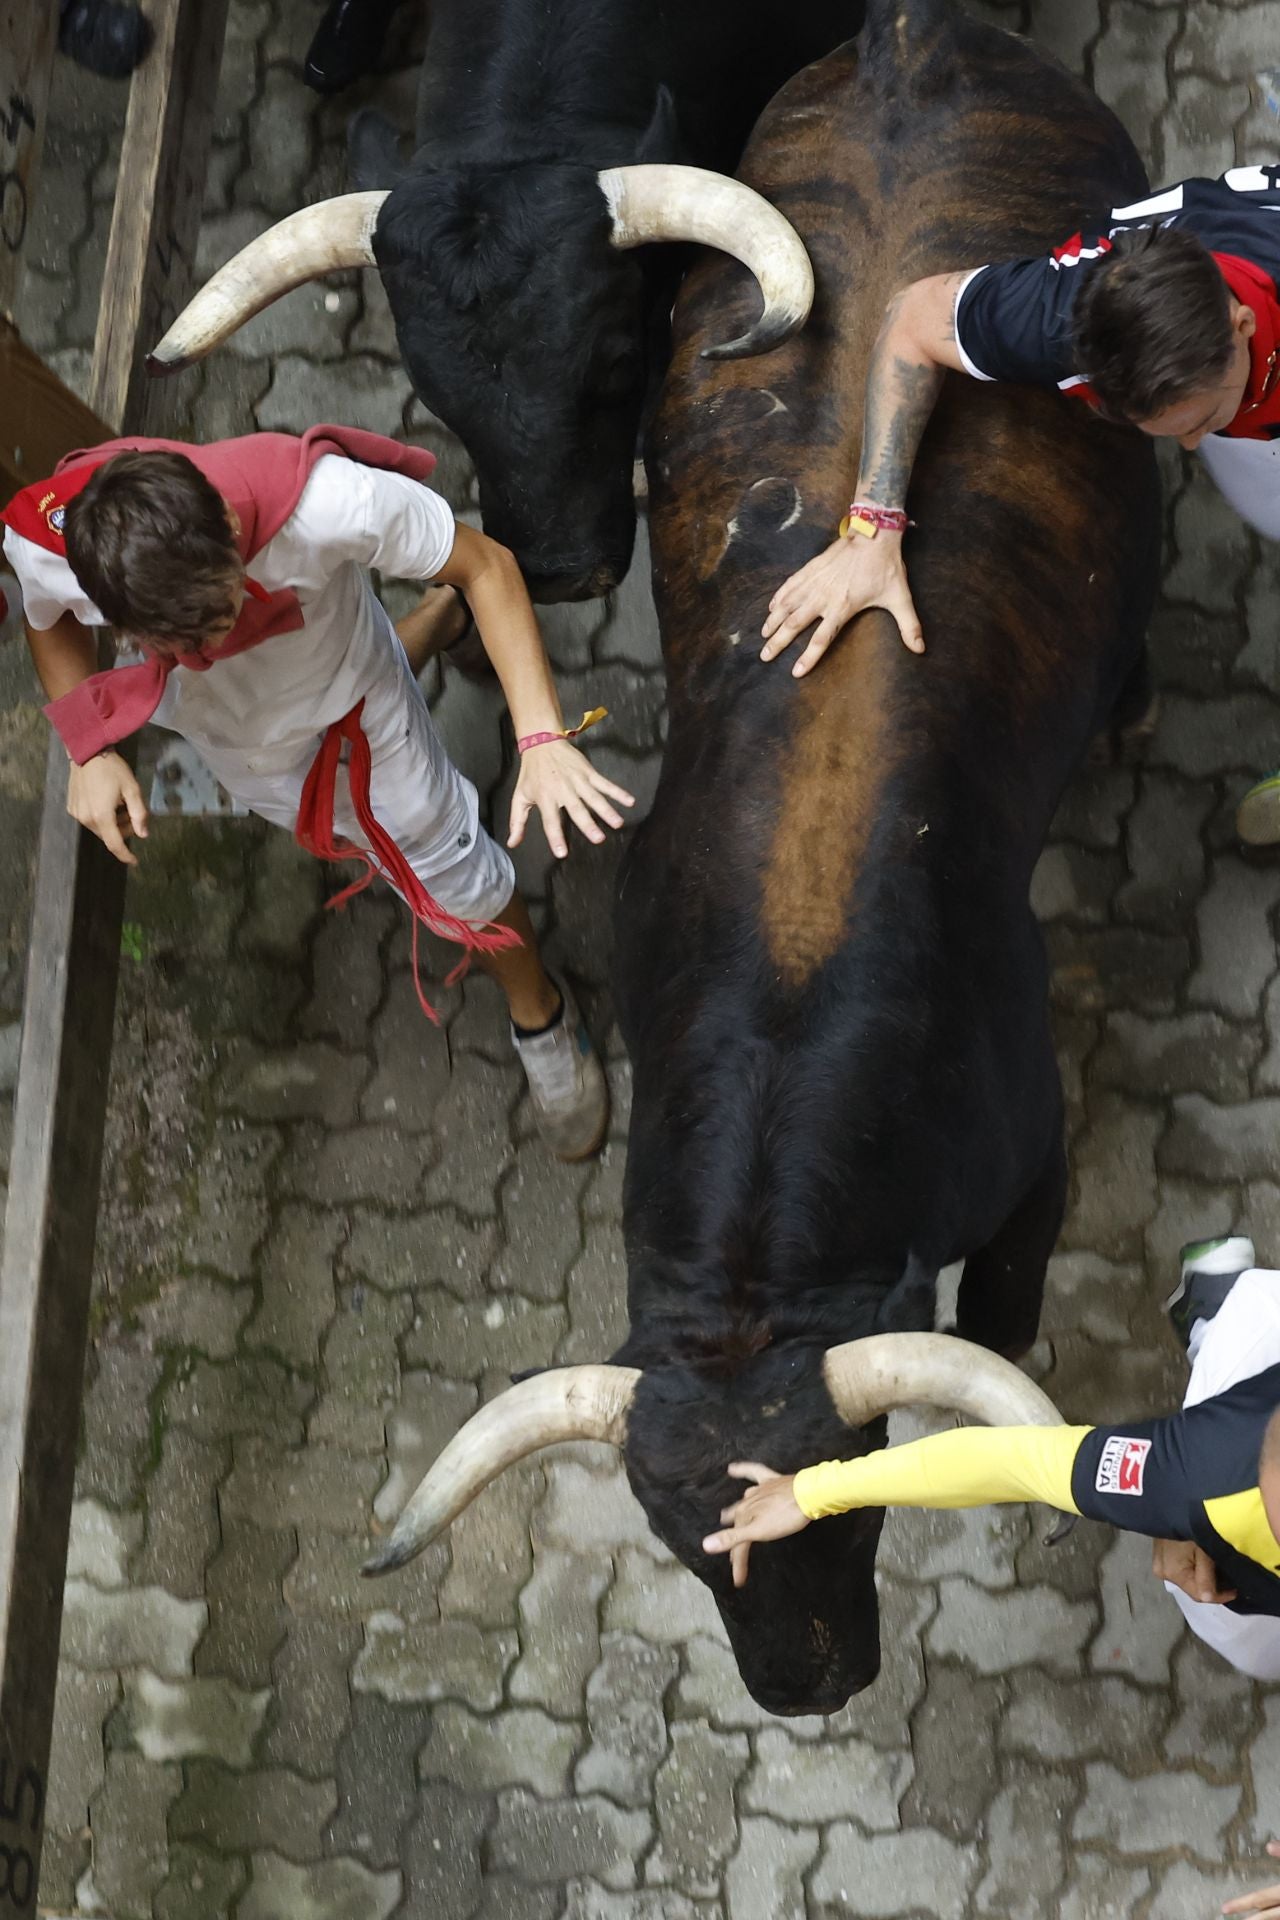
91 0 232 434
0 0 230 1896
0 0 59 322
0 319 111 510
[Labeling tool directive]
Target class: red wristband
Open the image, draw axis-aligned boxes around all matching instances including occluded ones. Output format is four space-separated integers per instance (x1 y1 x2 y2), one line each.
517 706 608 754
840 502 915 539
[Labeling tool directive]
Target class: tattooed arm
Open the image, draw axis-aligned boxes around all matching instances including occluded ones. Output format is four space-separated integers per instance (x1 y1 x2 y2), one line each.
762 271 970 677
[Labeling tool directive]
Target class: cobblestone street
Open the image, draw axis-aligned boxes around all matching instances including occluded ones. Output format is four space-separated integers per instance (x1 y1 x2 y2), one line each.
3 0 1280 1914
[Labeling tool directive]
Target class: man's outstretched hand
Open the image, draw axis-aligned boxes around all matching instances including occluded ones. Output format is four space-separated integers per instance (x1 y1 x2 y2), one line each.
762 532 924 677
702 1462 811 1589
1224 1842 1280 1916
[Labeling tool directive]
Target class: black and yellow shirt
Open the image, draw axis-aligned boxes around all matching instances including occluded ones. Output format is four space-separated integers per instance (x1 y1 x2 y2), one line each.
793 1359 1280 1616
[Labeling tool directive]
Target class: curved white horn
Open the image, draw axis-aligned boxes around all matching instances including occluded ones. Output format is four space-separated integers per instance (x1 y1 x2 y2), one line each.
597 162 813 361
148 192 389 373
363 1364 640 1575
823 1333 1066 1430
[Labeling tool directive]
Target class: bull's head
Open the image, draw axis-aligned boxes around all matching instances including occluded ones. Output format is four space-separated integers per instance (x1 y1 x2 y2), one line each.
146 143 812 602
363 1334 1065 1716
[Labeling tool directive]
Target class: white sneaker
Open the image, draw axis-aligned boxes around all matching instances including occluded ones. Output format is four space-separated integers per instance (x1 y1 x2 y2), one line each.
511 984 609 1162
1165 1234 1256 1348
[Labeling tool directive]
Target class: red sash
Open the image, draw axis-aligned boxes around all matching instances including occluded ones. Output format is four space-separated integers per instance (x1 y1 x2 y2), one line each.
1215 253 1280 440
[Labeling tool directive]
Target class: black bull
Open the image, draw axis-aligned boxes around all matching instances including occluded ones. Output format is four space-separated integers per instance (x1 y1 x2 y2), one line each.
610 7 1160 1714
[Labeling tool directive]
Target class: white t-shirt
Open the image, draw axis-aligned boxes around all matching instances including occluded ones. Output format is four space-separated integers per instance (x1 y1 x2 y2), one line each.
2 454 456 764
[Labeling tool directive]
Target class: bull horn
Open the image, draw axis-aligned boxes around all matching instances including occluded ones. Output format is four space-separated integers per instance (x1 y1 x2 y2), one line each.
363 1364 641 1575
823 1332 1066 1430
597 163 814 361
147 192 389 373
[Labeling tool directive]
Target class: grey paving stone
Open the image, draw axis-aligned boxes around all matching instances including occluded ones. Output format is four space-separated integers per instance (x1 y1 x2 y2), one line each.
88 1751 181 1920
45 1666 117 1851
353 1613 517 1709
1032 842 1124 923
999 1670 1168 1771
975 1767 1076 1917
577 1633 678 1806
878 1498 1027 1590
603 1547 726 1645
537 1452 657 1555
418 1054 522 1213
263 1615 363 1777
1057 1856 1151 1920
122 1670 270 1767
648 1721 749 1895
725 1816 819 1920
280 1120 430 1208
167 1353 312 1446
1165 1633 1259 1778
134 1428 228 1600
1114 773 1210 926
564 1891 705 1920
215 1039 366 1125
135 1275 253 1360
310 1286 413 1454
1073 1761 1240 1857
1244 1695 1280 1850
346 1207 500 1301
472 1882 562 1920
1148 1860 1251 1920
222 1436 382 1534
744 1723 907 1829
155 1843 250 1920
489 1789 652 1891
60 1581 206 1678
195 1517 296 1687
76 1339 164 1507
1051 765 1135 850
286 1525 446 1625
1093 1009 1260 1103
1048 924 1191 1015
328 1694 434 1869
509 1545 610 1716
362 967 456 1130
488 1148 591 1304
419 1703 579 1797
1188 856 1280 1020
403 1285 567 1379
238 1851 402 1920
170 1763 338 1859
556 1218 632 1364
299 897 394 1040
901 1663 1005 1841
810 1824 979 1920
1161 1092 1280 1183
927 1576 1094 1676
181 1121 282 1281
258 354 411 440
1061 1094 1163 1259
434 1458 542 1626
1153 692 1280 780
66 1498 142 1589
397 1787 490 1920
1089 1530 1188 1685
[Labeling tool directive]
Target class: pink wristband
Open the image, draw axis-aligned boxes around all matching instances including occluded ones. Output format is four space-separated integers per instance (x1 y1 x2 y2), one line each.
517 706 608 754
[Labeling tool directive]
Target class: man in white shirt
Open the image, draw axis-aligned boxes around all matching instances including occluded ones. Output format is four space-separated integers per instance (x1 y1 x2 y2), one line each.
2 429 633 1160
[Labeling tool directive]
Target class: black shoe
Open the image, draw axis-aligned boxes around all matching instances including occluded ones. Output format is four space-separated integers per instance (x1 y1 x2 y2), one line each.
58 0 152 78
304 0 404 95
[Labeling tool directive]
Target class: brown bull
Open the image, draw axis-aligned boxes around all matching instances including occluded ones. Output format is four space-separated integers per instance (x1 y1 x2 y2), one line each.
369 1 1161 1717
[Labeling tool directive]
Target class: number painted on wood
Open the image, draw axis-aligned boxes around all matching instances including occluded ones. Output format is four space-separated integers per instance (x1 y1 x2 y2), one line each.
0 1845 33 1909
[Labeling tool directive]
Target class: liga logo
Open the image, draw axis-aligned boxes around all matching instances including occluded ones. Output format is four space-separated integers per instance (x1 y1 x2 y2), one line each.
1095 1435 1151 1497
37 490 66 533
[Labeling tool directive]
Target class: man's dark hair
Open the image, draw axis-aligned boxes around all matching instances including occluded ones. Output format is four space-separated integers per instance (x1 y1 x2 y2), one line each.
1072 223 1236 424
63 450 243 646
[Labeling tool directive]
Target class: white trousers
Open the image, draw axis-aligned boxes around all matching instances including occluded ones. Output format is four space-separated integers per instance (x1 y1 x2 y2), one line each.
1198 433 1280 541
1163 1268 1280 1680
158 621 515 927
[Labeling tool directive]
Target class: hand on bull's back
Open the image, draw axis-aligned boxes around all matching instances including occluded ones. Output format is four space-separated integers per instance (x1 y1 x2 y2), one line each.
702 1461 811 1588
761 531 925 676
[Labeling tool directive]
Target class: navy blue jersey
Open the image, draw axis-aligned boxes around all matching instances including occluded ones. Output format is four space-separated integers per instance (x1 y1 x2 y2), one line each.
1070 1360 1280 1615
953 168 1280 434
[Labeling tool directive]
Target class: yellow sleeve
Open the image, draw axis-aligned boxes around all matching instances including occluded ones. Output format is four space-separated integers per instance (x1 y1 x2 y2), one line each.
792 1425 1092 1520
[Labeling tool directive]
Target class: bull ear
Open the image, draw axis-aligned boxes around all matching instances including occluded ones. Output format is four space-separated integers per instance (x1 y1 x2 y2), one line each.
349 107 407 190
636 85 681 165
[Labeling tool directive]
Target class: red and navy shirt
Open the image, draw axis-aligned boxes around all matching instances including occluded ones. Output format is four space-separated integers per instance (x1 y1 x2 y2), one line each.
953 166 1280 438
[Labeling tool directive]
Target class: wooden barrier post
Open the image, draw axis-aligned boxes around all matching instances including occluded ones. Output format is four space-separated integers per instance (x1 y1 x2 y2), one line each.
0 0 229 1896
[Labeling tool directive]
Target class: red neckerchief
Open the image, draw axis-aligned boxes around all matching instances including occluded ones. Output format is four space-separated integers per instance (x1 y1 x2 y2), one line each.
1214 252 1280 439
1 426 436 762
